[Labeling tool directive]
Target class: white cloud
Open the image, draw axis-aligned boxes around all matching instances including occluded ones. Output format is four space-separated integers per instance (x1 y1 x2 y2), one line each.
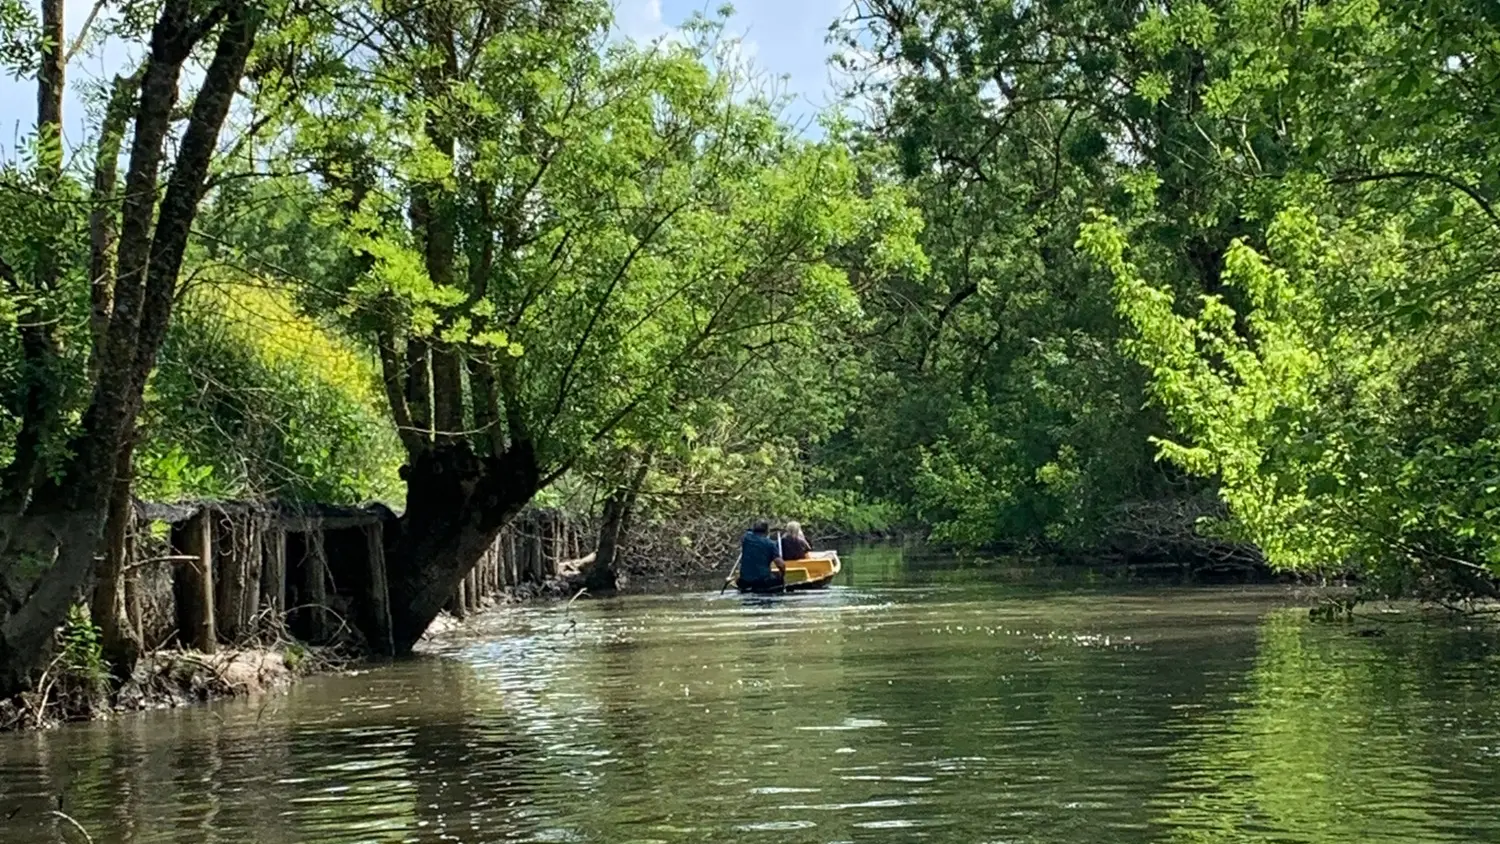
613 0 673 43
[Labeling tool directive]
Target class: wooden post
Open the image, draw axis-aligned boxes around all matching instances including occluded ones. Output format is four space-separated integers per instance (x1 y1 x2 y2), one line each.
364 522 394 656
548 514 561 578
180 509 216 653
213 510 232 641
532 519 545 582
500 537 512 588
302 528 331 641
513 526 525 584
498 533 510 587
215 509 254 643
519 524 532 584
538 513 551 579
467 566 481 611
504 528 517 586
261 526 286 621
475 550 487 604
242 513 263 634
453 578 468 620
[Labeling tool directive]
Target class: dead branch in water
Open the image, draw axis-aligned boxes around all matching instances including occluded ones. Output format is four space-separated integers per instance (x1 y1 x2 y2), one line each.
51 809 94 843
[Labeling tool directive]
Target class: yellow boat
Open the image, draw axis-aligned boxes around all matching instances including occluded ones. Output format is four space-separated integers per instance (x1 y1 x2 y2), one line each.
736 550 841 593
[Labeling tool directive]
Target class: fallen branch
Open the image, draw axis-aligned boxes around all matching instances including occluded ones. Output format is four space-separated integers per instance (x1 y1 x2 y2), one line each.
50 810 94 844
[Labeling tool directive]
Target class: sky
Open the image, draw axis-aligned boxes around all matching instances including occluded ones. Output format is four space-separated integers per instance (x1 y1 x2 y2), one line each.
0 0 850 160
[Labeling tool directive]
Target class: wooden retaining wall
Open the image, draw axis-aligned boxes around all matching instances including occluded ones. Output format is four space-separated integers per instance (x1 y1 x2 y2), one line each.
123 502 588 652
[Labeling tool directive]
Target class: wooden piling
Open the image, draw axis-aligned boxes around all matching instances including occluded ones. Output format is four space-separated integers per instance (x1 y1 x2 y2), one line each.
505 528 519 586
363 522 394 655
261 525 286 620
301 528 332 641
243 513 263 633
123 518 142 647
547 514 561 578
521 526 535 583
214 509 259 643
534 520 546 581
179 509 216 653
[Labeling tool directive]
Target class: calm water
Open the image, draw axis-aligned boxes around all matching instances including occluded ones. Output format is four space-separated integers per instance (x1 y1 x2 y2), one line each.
3 546 1500 843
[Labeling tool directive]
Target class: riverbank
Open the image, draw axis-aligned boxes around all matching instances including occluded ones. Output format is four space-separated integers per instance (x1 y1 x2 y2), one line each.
0 646 310 732
0 567 592 733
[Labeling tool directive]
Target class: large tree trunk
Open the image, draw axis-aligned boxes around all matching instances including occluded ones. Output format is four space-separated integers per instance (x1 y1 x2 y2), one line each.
589 494 628 593
0 2 262 700
90 443 142 678
385 442 541 653
0 510 101 695
587 454 652 593
87 70 142 381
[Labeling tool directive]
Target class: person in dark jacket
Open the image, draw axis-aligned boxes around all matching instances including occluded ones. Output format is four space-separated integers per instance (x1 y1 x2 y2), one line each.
780 521 811 561
739 520 784 590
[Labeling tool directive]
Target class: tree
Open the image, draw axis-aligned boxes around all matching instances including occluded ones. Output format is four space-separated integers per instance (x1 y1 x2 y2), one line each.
0 0 274 696
826 0 1234 554
272 3 921 650
1077 0 1500 596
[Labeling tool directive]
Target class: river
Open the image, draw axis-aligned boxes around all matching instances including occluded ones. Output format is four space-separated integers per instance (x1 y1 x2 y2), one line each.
3 544 1500 843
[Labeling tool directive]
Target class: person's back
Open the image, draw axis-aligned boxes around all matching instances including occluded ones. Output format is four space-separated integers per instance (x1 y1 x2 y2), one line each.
781 521 811 561
739 521 782 586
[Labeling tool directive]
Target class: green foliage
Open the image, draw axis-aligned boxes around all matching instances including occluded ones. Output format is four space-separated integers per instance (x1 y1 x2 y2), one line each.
0 185 401 508
3 0 1492 606
818 0 1500 598
136 280 404 504
0 160 93 478
1068 0 1500 595
57 603 108 697
821 0 1202 551
283 642 308 673
266 1 924 513
0 0 40 76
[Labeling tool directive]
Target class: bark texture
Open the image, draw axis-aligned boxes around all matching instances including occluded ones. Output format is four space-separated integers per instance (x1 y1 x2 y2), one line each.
386 442 541 653
0 2 262 699
588 455 652 592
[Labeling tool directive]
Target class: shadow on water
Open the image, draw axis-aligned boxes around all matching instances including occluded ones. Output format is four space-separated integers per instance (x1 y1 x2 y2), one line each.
3 544 1500 843
0 658 555 843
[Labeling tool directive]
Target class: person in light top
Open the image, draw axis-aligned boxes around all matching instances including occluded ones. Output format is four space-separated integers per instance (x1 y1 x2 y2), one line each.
780 521 812 561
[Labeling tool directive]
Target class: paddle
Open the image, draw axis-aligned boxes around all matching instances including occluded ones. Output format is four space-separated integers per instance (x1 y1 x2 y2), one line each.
718 551 742 595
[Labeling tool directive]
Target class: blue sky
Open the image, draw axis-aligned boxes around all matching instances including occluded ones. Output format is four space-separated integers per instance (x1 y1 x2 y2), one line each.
0 0 849 160
620 0 850 120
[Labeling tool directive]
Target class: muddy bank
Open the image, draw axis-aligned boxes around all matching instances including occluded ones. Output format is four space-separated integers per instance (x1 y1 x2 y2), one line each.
0 646 315 732
1 572 589 733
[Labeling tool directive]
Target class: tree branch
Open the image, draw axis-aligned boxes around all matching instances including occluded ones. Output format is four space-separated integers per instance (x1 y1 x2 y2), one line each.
377 326 424 457
86 68 144 380
64 0 110 63
549 202 688 421
1331 169 1500 228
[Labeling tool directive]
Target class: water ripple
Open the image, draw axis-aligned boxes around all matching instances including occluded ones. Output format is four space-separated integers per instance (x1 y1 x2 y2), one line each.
2 577 1500 843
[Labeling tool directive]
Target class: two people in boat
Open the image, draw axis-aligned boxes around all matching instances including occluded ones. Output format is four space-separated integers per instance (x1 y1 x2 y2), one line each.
738 520 812 591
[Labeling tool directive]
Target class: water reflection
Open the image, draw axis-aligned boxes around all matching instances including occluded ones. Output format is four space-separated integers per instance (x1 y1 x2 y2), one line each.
1155 613 1500 843
1 545 1499 843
